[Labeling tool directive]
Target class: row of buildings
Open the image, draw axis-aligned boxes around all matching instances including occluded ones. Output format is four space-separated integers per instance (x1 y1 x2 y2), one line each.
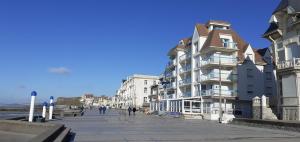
113 0 300 121
80 94 112 108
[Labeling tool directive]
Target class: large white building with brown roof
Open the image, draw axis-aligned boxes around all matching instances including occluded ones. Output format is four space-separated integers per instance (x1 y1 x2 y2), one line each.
162 20 277 120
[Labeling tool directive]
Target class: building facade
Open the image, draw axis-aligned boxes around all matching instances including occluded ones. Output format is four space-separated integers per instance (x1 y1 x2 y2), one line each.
116 74 159 109
149 75 165 113
162 20 277 120
263 0 300 120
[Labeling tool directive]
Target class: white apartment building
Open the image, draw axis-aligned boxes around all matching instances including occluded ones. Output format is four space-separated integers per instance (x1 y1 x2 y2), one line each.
162 20 277 120
263 0 300 120
117 74 159 109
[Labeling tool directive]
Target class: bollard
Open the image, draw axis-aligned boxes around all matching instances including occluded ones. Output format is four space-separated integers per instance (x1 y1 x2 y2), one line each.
42 102 47 118
49 103 54 120
50 96 54 104
29 91 37 122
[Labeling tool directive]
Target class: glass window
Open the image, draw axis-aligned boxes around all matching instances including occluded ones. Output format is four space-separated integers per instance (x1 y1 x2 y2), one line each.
144 87 147 93
144 80 147 85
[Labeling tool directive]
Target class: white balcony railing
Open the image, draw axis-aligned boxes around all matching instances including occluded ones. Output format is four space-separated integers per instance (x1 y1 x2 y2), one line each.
277 58 300 70
200 72 236 82
179 78 192 86
166 82 176 89
201 56 237 67
179 65 191 73
179 92 192 98
222 42 238 49
179 52 192 62
201 89 235 97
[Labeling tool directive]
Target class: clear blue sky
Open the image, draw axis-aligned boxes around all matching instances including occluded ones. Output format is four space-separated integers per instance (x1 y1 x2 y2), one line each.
0 0 280 104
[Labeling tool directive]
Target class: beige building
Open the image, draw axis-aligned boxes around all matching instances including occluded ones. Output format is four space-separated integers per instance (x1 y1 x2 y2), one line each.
116 74 159 109
263 0 300 120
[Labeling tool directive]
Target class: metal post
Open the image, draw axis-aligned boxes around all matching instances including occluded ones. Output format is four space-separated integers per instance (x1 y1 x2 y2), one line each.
218 52 223 123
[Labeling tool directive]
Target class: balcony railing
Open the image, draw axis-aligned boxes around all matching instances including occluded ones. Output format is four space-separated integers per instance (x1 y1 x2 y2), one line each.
201 56 237 67
277 58 300 70
179 65 191 73
179 78 192 86
201 89 235 97
165 71 176 78
179 53 192 62
222 42 238 49
166 82 176 89
179 92 192 98
200 72 236 82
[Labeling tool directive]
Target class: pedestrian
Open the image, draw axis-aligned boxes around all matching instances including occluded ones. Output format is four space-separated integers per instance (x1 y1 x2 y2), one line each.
128 106 132 116
132 107 136 116
99 106 102 114
103 105 107 114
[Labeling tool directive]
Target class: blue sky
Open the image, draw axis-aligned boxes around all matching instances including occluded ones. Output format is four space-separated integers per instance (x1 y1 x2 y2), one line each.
0 0 280 104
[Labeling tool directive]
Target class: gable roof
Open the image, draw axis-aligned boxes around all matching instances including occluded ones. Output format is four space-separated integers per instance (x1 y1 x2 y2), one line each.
200 29 249 61
263 22 280 37
195 24 209 36
256 48 269 57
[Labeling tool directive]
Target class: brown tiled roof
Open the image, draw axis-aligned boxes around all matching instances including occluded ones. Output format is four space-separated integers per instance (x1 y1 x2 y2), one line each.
168 37 193 56
253 49 267 65
195 24 208 36
201 29 249 62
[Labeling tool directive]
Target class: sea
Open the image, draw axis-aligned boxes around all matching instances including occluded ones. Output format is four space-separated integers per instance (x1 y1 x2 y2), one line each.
0 104 29 120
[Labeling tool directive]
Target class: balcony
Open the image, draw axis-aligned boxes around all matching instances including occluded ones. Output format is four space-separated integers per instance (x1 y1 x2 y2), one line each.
166 82 176 89
277 58 300 71
200 72 236 83
201 56 237 69
165 70 176 78
202 42 238 54
179 65 191 74
179 92 192 98
201 89 235 97
179 53 192 62
166 59 176 69
179 78 192 87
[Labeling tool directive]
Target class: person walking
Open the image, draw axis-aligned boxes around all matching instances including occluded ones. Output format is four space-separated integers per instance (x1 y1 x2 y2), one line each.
103 105 107 114
128 106 132 116
99 106 103 115
132 107 136 116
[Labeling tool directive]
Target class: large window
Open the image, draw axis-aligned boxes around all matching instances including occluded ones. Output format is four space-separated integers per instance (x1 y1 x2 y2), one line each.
144 87 147 93
286 43 300 60
144 80 147 85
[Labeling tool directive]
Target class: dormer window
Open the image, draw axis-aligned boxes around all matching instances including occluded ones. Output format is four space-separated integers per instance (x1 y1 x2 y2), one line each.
221 38 230 47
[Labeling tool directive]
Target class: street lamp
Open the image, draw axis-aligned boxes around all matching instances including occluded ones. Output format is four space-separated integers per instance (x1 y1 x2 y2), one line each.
217 52 223 123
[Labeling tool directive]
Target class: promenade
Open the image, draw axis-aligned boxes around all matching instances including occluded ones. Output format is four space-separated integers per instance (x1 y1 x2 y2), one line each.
55 109 300 142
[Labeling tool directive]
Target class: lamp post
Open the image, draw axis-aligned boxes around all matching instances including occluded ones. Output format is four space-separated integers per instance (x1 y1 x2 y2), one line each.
217 52 223 123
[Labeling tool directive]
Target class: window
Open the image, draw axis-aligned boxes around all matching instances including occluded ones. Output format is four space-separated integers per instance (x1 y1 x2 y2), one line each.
143 97 147 103
221 38 230 47
247 69 253 78
287 43 300 60
266 72 272 80
144 87 147 93
144 80 147 85
153 81 156 85
194 42 199 52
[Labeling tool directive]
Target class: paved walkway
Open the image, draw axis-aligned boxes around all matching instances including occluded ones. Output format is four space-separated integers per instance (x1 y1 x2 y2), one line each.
55 109 300 142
